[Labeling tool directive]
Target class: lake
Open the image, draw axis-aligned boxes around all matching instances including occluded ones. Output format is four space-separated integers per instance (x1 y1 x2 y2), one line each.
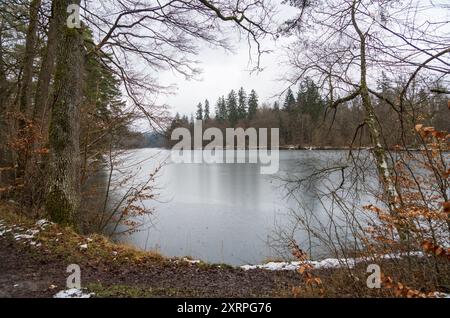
110 148 375 265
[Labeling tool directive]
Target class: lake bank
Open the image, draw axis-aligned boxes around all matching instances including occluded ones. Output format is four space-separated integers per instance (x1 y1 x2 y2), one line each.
2 202 447 298
0 203 298 297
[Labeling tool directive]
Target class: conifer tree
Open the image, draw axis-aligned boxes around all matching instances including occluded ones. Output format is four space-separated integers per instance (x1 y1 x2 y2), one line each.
226 90 238 126
237 87 247 120
273 101 280 111
283 87 296 112
296 78 325 122
247 89 259 120
196 102 203 120
215 96 227 122
204 99 210 120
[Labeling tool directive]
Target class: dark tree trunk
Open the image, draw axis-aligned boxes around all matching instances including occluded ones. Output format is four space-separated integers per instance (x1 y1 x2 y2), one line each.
16 0 41 179
33 0 58 130
0 20 11 176
18 0 41 116
46 0 83 226
23 0 59 207
1 15 18 185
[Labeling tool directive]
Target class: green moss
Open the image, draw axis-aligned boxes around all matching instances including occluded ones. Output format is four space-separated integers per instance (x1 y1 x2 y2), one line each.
45 188 73 226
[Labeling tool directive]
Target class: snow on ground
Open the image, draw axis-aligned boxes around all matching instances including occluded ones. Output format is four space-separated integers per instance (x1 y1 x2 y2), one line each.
169 257 202 265
0 218 52 247
36 219 51 228
79 243 88 250
241 252 425 271
433 292 450 298
54 288 95 298
182 257 201 264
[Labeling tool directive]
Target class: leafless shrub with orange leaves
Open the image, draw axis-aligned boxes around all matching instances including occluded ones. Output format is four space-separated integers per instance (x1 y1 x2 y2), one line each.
276 123 449 297
0 111 49 209
290 241 325 297
78 148 165 237
361 124 449 295
366 125 448 248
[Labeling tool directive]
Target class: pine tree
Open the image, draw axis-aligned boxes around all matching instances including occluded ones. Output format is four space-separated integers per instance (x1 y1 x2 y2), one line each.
237 87 247 120
296 78 324 122
273 101 280 111
283 87 296 112
204 99 210 120
247 89 258 120
226 90 238 126
196 102 203 120
215 96 227 122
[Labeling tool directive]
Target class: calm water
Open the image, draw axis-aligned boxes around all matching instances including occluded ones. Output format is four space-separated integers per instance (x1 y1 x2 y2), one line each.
110 148 373 265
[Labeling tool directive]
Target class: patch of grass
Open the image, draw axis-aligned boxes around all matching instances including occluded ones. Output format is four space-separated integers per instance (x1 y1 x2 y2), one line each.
0 202 165 267
214 263 235 270
1 202 235 273
87 283 201 298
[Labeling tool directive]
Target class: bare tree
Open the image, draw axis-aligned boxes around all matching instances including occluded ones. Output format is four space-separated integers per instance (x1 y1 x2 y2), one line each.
43 0 275 225
283 0 449 226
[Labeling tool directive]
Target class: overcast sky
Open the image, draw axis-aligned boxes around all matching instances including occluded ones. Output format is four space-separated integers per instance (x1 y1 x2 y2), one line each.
155 2 300 118
143 0 449 123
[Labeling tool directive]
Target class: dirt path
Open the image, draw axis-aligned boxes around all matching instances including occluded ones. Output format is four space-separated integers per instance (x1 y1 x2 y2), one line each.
0 223 300 298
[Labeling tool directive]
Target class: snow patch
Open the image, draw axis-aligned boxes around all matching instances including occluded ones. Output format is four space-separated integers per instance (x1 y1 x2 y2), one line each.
433 292 450 298
0 218 49 247
27 229 40 236
14 234 35 240
241 252 424 271
79 244 88 250
54 288 94 298
182 257 201 264
36 219 52 228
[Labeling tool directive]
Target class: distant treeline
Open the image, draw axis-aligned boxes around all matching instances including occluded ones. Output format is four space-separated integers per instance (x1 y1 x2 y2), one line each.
165 77 449 148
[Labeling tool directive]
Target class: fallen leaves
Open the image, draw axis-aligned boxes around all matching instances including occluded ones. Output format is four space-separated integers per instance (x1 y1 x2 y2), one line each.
421 240 450 260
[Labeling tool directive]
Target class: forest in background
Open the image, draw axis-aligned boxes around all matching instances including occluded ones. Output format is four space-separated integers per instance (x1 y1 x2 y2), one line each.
166 77 449 148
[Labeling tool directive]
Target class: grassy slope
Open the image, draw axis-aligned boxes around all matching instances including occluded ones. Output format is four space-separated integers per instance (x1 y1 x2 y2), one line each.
0 203 300 297
2 203 446 298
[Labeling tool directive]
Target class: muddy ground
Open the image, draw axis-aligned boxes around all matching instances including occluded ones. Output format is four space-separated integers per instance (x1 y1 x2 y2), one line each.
0 221 301 298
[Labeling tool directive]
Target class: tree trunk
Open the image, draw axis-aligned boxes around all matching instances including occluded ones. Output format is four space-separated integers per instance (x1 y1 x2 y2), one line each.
33 0 58 131
0 20 10 174
0 20 7 143
0 17 17 185
23 0 59 207
351 0 401 220
46 0 83 226
18 0 41 116
0 21 7 113
16 0 41 179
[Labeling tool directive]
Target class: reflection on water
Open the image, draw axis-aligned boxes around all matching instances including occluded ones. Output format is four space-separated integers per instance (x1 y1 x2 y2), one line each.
110 148 375 265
